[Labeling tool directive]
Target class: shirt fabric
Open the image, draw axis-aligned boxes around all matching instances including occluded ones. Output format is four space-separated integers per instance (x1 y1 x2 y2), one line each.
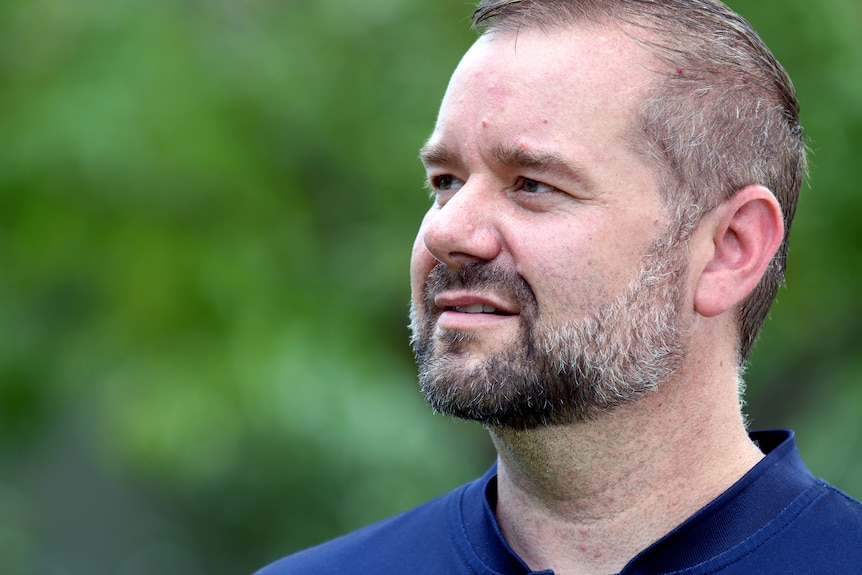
256 430 862 574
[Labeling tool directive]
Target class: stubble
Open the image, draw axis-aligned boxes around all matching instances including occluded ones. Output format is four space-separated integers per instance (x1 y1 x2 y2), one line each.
409 230 691 430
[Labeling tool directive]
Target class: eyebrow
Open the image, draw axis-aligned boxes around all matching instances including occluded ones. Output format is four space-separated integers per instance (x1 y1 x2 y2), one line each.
491 143 595 193
418 141 595 193
418 141 464 171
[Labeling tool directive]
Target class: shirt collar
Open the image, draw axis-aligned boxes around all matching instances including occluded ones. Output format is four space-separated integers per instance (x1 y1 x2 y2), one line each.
458 429 812 575
622 429 815 573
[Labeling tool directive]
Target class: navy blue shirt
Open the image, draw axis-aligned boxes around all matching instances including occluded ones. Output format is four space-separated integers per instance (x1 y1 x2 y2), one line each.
256 430 862 574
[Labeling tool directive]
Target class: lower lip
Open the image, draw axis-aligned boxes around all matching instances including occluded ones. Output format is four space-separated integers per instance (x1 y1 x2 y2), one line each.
436 310 518 331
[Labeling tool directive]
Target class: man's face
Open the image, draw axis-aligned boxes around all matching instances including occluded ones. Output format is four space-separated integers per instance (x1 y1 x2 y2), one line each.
409 26 692 429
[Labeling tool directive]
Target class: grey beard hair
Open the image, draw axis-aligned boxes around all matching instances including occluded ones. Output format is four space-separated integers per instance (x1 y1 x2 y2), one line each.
409 229 691 431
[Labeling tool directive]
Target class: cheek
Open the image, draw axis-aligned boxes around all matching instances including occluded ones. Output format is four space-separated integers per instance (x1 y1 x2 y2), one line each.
409 232 435 302
515 232 612 318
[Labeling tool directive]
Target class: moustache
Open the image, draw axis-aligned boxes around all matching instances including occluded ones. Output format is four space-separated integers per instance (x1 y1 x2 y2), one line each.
423 261 537 313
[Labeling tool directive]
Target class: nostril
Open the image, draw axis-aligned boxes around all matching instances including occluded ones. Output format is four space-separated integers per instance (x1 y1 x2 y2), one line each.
422 215 502 267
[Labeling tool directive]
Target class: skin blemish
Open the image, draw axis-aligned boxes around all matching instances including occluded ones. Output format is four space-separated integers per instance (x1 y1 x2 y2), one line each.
676 67 684 75
742 75 749 84
481 117 490 127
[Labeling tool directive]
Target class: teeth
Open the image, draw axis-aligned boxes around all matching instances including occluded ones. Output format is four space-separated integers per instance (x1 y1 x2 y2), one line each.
454 304 498 314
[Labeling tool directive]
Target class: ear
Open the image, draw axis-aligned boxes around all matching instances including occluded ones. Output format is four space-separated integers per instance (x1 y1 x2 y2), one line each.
693 185 784 318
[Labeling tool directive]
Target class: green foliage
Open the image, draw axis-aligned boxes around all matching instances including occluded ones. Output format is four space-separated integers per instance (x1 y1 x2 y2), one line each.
726 0 862 494
0 1 859 573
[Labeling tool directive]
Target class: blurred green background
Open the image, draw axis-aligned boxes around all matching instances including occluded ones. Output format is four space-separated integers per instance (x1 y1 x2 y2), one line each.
0 0 860 573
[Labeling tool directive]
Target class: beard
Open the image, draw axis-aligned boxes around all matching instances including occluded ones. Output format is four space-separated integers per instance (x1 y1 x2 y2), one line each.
409 231 691 431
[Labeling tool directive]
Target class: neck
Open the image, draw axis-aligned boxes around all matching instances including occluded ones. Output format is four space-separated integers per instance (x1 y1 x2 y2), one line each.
488 369 764 575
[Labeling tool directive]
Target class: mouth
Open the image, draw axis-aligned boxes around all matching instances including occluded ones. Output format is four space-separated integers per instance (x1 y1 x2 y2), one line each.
434 291 519 319
449 303 514 316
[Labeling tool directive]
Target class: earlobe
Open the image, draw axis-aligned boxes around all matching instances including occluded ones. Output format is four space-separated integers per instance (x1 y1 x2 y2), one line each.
693 186 784 318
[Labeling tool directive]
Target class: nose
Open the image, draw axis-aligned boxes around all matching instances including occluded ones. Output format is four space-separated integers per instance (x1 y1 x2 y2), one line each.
420 179 503 267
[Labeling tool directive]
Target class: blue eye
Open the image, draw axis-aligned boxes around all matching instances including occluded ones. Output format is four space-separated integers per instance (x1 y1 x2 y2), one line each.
430 174 463 192
521 178 556 194
436 175 456 190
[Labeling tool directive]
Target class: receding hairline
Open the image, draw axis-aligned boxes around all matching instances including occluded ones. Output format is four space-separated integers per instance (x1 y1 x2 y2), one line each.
472 0 615 34
469 11 682 118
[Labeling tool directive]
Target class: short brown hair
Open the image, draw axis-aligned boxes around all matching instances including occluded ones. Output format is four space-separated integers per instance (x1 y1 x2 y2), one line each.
472 0 807 364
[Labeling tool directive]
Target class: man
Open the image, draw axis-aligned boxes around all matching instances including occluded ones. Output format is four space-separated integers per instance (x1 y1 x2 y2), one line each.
257 1 862 573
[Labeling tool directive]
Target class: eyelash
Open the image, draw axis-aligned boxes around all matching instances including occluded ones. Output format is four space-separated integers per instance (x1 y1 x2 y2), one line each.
426 175 556 195
429 174 460 191
518 178 557 194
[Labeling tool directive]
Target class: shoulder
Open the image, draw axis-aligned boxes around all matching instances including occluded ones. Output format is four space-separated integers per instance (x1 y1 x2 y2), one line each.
253 481 467 575
796 480 862 540
734 480 862 572
636 430 862 574
737 432 862 569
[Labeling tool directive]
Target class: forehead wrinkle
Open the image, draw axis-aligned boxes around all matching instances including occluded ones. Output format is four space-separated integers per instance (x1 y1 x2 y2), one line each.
492 142 596 194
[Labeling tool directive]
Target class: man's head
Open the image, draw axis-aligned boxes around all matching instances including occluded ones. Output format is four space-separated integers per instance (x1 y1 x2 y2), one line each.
409 0 802 430
470 0 806 363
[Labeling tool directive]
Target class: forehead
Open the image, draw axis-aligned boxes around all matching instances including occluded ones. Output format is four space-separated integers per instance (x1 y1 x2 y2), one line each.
430 25 656 157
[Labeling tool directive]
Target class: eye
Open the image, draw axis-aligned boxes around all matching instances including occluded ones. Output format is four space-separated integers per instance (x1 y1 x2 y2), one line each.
520 178 557 194
426 173 465 204
430 174 462 191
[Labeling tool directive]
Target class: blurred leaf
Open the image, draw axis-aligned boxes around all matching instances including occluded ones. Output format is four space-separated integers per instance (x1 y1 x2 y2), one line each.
1 1 860 574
